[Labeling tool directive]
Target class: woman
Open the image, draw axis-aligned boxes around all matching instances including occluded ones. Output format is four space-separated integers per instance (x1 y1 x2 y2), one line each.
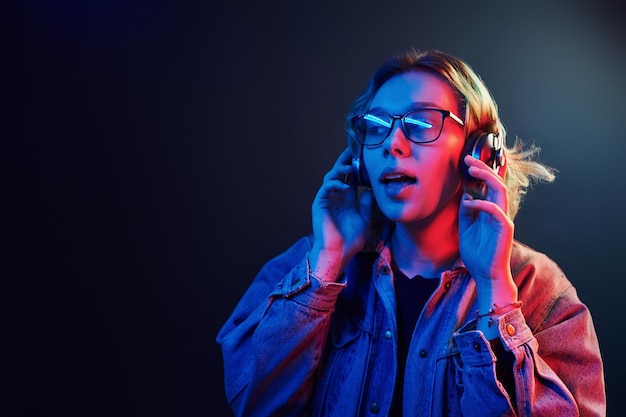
217 49 606 416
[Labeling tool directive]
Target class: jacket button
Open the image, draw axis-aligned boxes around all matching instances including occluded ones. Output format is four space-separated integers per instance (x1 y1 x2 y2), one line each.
384 330 392 340
380 265 391 275
473 342 481 352
419 349 428 358
506 324 516 336
369 402 380 413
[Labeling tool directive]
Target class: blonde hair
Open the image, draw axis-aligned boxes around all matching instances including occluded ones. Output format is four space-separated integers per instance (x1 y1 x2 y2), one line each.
345 49 555 219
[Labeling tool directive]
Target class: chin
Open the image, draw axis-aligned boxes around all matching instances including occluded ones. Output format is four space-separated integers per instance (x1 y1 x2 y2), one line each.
377 204 420 224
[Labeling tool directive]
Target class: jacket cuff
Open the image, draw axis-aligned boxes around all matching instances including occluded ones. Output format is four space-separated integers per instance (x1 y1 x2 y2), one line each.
454 307 532 361
271 256 346 311
495 307 534 350
453 330 497 366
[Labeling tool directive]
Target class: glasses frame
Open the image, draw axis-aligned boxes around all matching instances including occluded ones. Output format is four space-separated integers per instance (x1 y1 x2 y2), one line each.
351 108 465 147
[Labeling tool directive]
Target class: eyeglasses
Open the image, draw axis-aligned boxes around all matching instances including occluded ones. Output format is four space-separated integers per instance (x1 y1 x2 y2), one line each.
351 108 465 147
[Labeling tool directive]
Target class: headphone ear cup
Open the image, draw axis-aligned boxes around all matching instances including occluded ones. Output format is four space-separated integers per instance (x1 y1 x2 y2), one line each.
461 131 482 181
461 131 505 180
352 155 371 187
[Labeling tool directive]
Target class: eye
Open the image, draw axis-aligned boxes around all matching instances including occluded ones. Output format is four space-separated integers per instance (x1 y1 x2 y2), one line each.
404 114 435 131
365 124 388 136
363 114 391 128
358 114 391 138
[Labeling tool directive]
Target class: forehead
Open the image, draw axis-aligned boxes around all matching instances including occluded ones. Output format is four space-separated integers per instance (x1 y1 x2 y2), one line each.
369 70 460 113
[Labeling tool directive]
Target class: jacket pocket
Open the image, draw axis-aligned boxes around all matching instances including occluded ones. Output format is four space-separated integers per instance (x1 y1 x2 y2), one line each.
331 310 362 347
310 312 370 417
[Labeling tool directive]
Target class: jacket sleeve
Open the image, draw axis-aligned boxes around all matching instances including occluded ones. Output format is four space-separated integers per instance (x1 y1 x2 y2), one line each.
453 256 606 417
216 237 346 417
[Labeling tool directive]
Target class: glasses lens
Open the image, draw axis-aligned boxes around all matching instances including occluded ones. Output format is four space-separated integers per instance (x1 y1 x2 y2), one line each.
403 110 441 143
354 110 445 145
354 113 392 146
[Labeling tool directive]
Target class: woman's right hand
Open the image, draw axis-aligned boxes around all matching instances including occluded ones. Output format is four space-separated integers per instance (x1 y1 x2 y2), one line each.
309 148 373 282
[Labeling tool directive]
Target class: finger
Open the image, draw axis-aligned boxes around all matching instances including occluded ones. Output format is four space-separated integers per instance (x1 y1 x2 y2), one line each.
333 148 354 169
466 164 506 196
461 197 511 227
458 192 476 232
464 155 508 212
319 178 351 195
323 149 353 180
324 163 353 183
340 146 354 160
464 155 504 185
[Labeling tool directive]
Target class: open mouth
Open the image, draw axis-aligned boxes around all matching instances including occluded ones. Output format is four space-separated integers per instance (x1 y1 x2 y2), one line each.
381 173 417 185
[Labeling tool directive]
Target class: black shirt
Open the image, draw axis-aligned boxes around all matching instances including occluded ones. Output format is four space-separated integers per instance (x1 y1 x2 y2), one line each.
390 263 440 416
389 263 516 415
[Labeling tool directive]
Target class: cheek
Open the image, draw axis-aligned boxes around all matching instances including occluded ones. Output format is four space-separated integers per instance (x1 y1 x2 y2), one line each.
423 143 465 195
362 151 377 180
424 142 463 175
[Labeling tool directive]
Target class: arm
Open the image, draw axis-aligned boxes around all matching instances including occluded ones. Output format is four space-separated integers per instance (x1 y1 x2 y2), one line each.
515 287 605 416
216 237 346 417
456 155 605 415
217 149 373 417
454 278 605 417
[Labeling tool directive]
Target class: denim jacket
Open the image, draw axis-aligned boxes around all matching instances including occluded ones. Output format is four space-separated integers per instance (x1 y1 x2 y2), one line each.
217 231 605 417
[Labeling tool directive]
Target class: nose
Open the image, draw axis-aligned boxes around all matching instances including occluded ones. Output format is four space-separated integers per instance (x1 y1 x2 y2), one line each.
384 120 411 158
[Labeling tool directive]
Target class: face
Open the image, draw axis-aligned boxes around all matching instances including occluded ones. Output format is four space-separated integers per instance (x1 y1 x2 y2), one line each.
362 70 466 225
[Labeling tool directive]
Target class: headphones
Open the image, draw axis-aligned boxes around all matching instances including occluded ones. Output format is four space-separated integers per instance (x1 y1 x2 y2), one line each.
351 130 506 188
460 130 506 181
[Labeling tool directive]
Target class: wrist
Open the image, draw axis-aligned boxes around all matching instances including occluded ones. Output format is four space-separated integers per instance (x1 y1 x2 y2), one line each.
474 271 517 302
308 248 343 283
474 273 519 338
476 283 518 323
475 300 522 339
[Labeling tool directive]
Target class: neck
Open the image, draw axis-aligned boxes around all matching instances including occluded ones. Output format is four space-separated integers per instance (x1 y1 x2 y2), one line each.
390 203 460 278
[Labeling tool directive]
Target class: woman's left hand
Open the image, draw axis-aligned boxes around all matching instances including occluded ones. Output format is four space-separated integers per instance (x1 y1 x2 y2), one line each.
458 155 515 290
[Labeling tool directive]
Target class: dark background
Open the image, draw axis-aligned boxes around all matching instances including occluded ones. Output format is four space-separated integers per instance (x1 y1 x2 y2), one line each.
4 1 624 416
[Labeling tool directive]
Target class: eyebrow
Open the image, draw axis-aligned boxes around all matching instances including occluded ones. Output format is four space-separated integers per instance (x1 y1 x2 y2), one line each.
369 101 444 113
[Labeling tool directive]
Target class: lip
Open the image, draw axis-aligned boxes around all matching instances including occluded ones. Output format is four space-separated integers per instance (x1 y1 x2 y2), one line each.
378 167 417 184
378 167 417 198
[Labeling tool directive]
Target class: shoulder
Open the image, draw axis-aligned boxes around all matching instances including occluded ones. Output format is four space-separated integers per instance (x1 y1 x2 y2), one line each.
511 240 584 324
224 235 315 310
511 240 571 280
261 235 314 272
511 240 568 284
510 240 576 302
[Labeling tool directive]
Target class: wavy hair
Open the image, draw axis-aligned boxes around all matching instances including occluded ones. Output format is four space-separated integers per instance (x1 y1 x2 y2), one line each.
345 49 555 219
